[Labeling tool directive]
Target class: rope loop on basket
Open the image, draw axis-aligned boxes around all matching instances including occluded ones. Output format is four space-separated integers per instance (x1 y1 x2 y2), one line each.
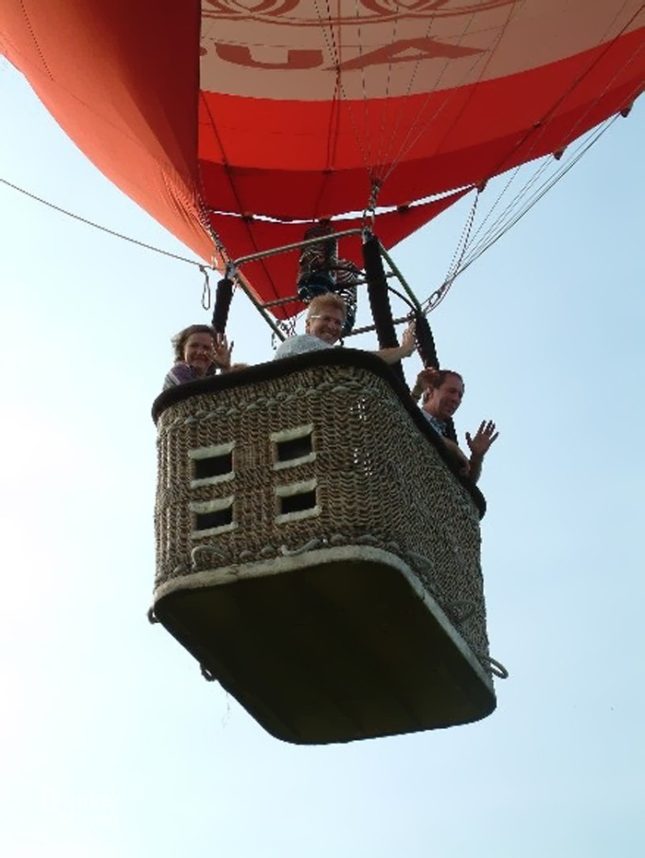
200 265 212 310
147 607 159 625
279 538 324 556
480 655 509 679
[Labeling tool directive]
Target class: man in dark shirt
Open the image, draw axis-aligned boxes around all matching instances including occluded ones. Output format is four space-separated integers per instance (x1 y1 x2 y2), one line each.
414 367 498 483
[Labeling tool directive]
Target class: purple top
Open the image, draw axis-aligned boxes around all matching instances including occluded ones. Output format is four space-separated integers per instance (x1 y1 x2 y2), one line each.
163 362 218 391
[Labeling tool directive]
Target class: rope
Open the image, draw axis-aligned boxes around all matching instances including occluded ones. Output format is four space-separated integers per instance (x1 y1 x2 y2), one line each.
418 113 621 314
459 117 618 271
440 190 480 298
200 266 212 310
420 191 480 315
0 176 210 269
478 655 509 679
308 3 494 203
472 5 644 244
376 4 509 188
279 538 325 556
191 544 227 565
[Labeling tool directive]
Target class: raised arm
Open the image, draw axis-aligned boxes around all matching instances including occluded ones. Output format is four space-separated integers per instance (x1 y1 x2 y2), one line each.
373 322 416 365
465 420 499 484
213 333 234 371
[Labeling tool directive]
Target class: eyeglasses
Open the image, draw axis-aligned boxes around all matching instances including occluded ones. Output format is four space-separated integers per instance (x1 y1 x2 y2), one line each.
308 314 344 328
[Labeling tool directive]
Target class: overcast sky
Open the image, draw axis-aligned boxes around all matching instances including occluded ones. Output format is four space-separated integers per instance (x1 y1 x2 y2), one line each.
1 58 644 857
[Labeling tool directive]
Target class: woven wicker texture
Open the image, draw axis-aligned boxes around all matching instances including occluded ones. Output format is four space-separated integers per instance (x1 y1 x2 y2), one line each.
154 361 490 667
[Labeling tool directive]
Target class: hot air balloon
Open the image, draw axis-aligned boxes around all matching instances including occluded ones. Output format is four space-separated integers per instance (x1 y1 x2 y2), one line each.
1 2 642 313
2 1 642 743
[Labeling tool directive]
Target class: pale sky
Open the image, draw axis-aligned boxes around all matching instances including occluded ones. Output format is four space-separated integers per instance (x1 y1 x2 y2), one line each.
1 57 644 857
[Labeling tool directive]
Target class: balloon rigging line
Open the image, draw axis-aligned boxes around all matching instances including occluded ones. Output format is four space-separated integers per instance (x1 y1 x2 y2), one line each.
475 5 643 193
197 92 261 260
463 115 618 263
376 3 491 186
314 1 489 196
420 191 480 316
0 175 208 270
466 23 644 253
466 151 555 251
196 93 287 312
402 0 638 251
372 6 473 185
419 114 615 315
434 10 643 284
315 1 373 179
200 90 285 307
193 100 226 260
445 191 480 287
457 118 617 273
0 104 622 326
380 0 523 187
312 0 342 211
469 140 573 251
385 1 507 185
371 1 404 179
352 1 372 172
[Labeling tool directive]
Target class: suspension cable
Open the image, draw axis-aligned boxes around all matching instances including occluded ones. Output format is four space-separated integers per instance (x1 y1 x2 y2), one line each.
0 176 212 269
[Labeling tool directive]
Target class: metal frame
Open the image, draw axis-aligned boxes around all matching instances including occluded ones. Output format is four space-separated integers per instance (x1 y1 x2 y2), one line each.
225 228 423 341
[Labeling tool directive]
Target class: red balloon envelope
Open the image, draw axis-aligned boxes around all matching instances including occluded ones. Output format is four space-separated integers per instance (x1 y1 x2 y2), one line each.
1 1 643 315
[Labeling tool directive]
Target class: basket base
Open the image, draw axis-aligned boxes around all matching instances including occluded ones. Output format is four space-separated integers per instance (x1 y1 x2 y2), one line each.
153 546 496 744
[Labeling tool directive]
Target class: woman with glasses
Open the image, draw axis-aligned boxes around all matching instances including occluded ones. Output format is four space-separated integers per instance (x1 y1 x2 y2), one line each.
273 294 416 364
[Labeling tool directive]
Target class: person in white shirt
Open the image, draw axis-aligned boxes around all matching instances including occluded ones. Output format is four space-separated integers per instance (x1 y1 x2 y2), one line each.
273 293 416 365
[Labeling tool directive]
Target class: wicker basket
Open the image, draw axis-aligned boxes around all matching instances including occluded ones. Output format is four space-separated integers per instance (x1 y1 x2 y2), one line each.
152 349 496 743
